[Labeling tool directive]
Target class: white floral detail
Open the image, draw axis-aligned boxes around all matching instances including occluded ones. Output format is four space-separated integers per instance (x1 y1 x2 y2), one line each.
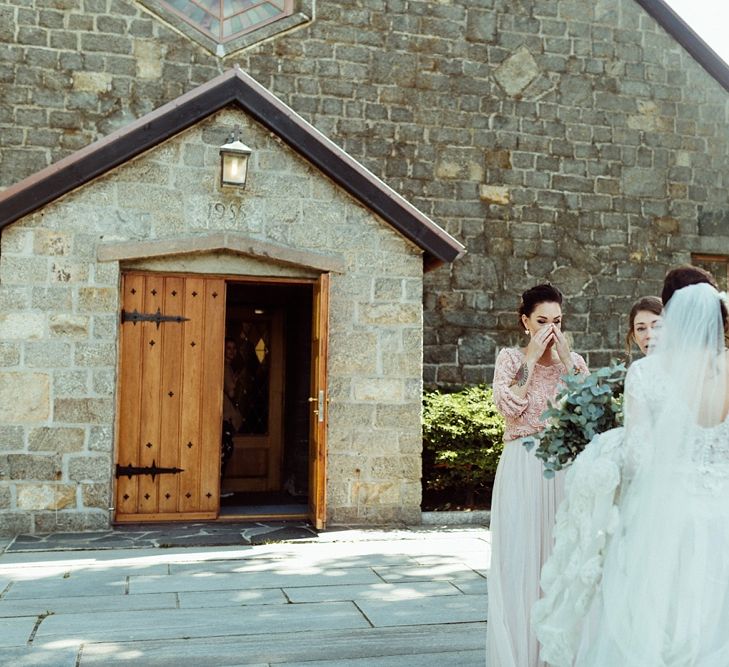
532 427 625 667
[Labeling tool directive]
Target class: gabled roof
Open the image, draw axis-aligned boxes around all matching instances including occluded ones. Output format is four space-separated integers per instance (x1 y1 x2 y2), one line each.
0 67 464 271
637 0 729 93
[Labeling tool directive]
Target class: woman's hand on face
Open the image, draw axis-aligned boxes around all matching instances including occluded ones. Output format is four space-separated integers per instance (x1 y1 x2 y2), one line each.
525 324 555 364
552 326 573 369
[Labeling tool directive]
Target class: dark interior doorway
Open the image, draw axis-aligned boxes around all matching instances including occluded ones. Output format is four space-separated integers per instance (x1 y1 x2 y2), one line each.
221 280 313 517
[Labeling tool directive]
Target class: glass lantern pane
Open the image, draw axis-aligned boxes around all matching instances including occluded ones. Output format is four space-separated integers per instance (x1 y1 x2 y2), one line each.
160 0 290 42
222 154 248 185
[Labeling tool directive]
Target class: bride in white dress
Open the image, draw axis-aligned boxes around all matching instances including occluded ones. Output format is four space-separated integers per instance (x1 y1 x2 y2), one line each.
534 267 729 666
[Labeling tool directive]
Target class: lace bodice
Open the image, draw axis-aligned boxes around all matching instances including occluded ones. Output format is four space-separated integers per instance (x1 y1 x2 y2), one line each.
492 347 589 442
626 358 729 493
684 417 729 496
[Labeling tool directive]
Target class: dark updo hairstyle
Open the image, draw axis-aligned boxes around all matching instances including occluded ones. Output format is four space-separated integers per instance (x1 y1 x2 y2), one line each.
662 264 727 331
518 283 563 326
626 295 663 354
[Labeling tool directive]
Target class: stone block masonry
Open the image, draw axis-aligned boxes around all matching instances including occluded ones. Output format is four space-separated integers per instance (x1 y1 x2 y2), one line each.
0 106 424 533
2 0 729 387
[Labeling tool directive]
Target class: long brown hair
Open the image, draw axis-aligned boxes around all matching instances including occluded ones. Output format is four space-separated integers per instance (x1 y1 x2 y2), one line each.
626 296 662 355
662 265 727 331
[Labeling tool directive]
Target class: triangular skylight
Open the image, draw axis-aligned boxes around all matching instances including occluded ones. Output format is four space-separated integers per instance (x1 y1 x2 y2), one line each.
139 0 312 56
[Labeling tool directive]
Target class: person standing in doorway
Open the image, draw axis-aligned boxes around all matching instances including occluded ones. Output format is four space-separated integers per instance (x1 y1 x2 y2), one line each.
221 338 243 482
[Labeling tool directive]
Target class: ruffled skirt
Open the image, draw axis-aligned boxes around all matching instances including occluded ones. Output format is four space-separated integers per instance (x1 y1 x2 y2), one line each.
486 438 565 667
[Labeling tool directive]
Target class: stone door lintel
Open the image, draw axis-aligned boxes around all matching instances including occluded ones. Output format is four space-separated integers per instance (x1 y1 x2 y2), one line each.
97 232 346 273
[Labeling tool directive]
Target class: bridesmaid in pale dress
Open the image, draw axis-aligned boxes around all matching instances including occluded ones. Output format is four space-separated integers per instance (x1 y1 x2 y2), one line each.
486 284 588 667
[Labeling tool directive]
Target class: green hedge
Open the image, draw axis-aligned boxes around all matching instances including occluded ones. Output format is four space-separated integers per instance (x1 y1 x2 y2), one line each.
422 385 505 506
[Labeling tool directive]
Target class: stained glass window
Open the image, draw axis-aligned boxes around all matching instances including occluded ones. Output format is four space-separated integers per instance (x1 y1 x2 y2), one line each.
160 0 293 44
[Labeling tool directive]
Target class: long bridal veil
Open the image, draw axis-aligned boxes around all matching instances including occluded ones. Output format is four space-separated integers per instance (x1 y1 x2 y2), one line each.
582 282 729 665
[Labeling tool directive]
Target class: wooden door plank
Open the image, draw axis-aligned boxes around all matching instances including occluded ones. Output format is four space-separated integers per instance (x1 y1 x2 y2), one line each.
199 278 226 513
137 274 165 514
158 276 185 514
179 276 205 513
309 273 330 529
116 274 145 517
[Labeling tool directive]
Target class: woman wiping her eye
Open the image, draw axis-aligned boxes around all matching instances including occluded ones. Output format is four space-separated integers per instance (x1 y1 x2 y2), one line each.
487 283 589 667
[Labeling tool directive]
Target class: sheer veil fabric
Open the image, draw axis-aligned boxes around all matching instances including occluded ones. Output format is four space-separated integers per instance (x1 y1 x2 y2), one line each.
537 283 729 666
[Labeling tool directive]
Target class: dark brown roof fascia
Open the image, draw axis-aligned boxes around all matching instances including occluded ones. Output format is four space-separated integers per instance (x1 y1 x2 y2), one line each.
0 73 240 229
635 0 729 94
0 68 464 268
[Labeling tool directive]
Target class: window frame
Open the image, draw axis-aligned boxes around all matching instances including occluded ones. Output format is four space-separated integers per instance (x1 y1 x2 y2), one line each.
691 253 729 292
138 0 313 56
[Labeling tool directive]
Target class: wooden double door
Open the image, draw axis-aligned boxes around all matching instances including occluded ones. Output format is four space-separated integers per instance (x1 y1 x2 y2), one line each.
114 272 329 528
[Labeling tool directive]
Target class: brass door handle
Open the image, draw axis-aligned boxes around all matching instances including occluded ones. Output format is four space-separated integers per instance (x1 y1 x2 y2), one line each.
308 390 325 422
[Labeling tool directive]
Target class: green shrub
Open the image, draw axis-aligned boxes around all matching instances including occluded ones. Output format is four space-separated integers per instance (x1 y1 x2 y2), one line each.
422 385 505 506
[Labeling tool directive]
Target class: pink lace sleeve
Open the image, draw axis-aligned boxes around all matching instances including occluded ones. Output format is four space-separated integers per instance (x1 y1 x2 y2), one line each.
492 348 529 419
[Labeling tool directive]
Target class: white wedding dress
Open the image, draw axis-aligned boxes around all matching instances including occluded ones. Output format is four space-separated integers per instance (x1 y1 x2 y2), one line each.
534 283 729 667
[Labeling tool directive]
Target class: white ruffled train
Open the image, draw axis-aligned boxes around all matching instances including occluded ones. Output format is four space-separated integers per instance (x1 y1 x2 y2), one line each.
531 427 624 666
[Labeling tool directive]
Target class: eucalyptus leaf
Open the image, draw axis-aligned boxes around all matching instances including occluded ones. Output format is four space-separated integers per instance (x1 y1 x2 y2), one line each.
528 361 626 478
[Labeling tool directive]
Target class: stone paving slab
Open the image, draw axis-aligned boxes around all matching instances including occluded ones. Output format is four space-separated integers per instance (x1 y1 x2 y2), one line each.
168 551 420 575
281 650 485 666
356 595 487 627
452 579 489 596
4 566 168 599
178 587 288 608
129 566 384 595
283 580 462 603
412 553 488 568
0 527 489 665
0 647 78 666
77 622 486 665
33 601 371 645
1 616 38 647
0 545 257 569
373 562 486 583
0 564 73 579
0 592 178 617
0 562 169 577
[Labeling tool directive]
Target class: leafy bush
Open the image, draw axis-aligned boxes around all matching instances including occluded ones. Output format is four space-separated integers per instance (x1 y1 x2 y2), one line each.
422 385 505 506
524 361 626 478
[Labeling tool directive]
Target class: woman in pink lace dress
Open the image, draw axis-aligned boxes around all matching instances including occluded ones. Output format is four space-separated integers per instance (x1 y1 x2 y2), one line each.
486 284 588 667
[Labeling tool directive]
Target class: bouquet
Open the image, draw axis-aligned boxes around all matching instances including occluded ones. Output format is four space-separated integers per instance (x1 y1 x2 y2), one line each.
524 361 627 478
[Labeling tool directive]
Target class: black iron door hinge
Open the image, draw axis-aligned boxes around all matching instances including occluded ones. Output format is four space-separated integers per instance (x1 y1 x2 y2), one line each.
121 308 190 329
115 461 184 480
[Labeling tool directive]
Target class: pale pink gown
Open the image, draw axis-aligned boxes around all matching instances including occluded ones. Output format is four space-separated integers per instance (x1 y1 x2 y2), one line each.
486 347 588 667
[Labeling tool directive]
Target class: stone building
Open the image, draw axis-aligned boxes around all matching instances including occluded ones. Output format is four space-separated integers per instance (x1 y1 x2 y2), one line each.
3 0 729 531
0 68 463 535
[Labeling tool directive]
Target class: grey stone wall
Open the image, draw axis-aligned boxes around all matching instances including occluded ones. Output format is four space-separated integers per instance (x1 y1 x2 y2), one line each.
2 0 729 382
0 108 423 533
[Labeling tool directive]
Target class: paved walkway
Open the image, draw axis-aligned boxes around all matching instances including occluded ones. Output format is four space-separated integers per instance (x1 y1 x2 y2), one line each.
0 524 489 666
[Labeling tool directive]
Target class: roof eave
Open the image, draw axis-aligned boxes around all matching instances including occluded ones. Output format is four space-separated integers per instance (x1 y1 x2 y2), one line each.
636 0 729 94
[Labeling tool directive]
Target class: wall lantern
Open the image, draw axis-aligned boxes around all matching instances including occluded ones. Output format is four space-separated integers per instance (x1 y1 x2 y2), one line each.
219 127 252 188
